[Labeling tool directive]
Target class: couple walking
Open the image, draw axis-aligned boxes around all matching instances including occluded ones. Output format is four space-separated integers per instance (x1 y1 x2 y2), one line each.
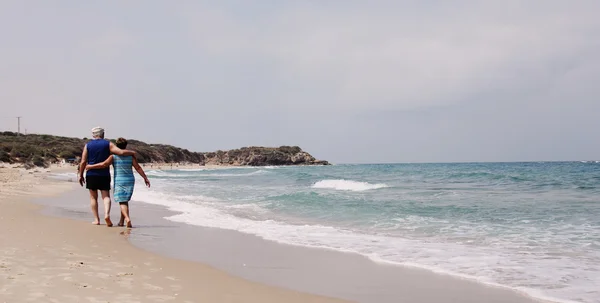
78 127 150 228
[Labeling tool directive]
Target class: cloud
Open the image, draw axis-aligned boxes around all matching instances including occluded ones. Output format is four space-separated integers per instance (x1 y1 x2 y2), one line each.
1 1 599 162
78 28 135 59
181 1 600 112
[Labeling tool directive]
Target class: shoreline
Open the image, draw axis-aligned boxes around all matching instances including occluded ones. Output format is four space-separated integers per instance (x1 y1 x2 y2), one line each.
123 206 555 303
39 172 551 303
0 162 332 173
0 165 348 302
140 163 333 170
2 165 554 303
123 206 554 303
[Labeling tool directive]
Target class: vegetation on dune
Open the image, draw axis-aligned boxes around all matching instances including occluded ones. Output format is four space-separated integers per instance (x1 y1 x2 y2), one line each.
0 131 329 168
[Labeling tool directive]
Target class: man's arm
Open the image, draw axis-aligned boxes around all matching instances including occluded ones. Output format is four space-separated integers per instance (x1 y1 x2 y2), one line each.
132 157 151 188
86 155 113 170
78 145 88 186
109 142 136 156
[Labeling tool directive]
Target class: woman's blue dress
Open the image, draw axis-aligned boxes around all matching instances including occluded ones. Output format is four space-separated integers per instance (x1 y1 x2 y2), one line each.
112 155 135 203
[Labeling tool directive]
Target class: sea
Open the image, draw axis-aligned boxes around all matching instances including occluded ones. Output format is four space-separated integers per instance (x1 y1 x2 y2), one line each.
59 162 600 303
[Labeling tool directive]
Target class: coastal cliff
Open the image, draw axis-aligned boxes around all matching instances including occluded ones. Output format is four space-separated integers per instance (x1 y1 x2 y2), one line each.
202 146 329 166
0 131 329 168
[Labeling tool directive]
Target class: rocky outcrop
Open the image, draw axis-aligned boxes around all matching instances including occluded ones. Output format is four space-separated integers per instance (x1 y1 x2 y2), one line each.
202 146 329 166
0 131 330 167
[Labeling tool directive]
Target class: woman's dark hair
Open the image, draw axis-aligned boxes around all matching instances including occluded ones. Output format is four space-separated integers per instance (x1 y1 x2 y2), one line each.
115 137 128 149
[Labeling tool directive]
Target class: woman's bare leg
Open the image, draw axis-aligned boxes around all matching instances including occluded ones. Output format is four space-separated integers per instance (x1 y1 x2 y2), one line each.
118 212 125 227
120 202 132 228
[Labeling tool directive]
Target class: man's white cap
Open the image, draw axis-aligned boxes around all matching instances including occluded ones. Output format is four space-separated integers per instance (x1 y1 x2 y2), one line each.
91 126 104 136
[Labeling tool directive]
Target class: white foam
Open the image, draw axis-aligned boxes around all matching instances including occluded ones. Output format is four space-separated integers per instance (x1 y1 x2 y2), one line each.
131 171 600 303
145 170 173 177
209 170 268 177
48 172 78 181
129 187 600 303
146 169 267 178
312 179 388 191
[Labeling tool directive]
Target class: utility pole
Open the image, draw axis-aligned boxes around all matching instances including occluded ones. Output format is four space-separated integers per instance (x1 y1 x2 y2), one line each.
17 116 21 136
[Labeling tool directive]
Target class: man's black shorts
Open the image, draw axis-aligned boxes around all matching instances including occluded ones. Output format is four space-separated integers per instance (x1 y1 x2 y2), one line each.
86 175 111 191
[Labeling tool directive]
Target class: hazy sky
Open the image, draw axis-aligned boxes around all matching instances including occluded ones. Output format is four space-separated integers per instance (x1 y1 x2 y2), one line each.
1 1 599 163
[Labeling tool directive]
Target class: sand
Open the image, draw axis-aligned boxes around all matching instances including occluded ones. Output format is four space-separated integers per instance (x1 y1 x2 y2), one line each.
0 165 348 303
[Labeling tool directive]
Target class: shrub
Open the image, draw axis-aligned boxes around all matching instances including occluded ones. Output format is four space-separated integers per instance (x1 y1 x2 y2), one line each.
57 147 82 159
31 155 46 167
11 144 36 158
279 146 301 154
0 132 309 166
135 153 148 163
0 150 11 163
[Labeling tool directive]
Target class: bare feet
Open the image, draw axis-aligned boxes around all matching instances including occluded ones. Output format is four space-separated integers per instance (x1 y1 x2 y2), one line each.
117 223 124 227
92 220 100 225
105 217 113 227
126 220 133 228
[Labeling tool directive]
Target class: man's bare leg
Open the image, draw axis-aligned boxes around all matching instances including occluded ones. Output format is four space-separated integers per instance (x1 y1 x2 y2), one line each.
100 190 113 227
120 202 132 228
89 190 100 225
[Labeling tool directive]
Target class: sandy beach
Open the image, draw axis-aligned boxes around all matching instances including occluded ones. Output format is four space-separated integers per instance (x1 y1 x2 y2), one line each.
0 165 348 303
0 165 551 303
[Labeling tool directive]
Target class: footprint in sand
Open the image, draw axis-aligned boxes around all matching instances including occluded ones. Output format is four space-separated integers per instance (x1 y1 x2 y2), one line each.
146 294 176 301
26 292 47 300
115 275 134 290
170 284 183 291
73 281 90 288
83 271 111 279
143 283 163 291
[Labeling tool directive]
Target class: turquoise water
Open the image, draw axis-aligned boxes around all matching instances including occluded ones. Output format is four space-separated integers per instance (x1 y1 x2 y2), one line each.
132 162 600 303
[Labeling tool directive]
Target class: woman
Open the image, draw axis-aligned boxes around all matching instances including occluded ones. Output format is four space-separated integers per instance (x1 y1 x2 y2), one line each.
86 137 150 228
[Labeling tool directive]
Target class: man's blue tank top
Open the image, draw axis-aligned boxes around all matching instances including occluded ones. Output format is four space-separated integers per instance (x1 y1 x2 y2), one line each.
86 139 110 177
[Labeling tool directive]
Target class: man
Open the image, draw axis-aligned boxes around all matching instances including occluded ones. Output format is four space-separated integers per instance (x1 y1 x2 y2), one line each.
78 127 136 226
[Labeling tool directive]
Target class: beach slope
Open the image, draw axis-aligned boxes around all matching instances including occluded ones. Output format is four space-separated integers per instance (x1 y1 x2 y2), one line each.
0 166 347 303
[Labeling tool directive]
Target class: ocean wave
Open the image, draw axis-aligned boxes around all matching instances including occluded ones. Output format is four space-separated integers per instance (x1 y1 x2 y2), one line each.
131 188 592 303
209 170 268 177
312 179 388 191
145 169 267 178
48 172 78 181
145 170 175 177
129 162 600 303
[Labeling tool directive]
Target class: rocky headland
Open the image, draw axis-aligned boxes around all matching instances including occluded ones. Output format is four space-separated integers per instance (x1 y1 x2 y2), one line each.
0 131 330 168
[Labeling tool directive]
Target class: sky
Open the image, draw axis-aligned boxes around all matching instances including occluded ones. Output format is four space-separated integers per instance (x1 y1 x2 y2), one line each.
1 1 599 163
